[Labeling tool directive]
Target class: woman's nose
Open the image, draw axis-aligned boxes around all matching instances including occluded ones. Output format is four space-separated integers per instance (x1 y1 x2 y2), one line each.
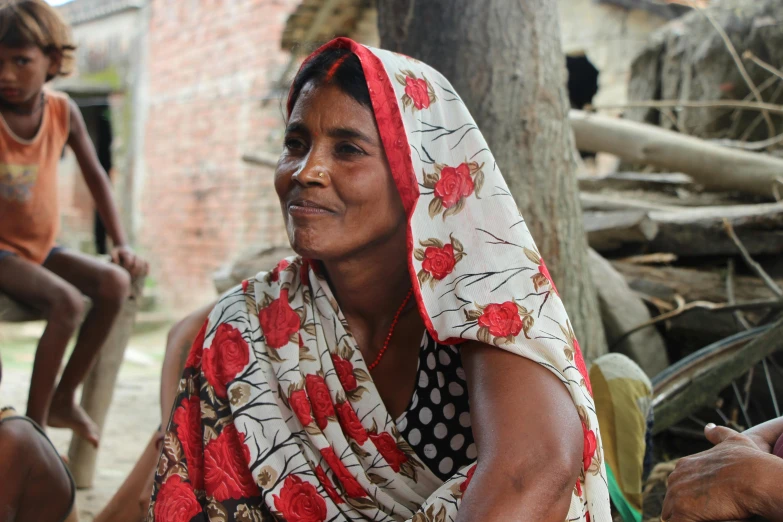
292 164 331 187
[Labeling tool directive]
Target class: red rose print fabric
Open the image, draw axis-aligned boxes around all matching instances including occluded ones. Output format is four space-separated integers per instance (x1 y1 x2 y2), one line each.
202 323 249 398
147 38 608 522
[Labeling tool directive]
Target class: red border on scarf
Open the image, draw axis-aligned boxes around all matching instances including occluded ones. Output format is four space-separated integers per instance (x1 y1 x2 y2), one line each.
287 38 463 346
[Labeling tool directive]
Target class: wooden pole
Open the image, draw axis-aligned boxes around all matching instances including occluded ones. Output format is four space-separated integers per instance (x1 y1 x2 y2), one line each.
570 110 783 198
68 276 144 488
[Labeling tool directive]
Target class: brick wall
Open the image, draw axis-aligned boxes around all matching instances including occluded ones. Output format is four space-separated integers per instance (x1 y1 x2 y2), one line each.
141 0 298 308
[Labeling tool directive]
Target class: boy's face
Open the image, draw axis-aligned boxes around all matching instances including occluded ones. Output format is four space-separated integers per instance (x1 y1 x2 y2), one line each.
0 44 59 105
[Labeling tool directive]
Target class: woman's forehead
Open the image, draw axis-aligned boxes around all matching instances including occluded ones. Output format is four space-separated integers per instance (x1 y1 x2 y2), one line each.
288 82 378 135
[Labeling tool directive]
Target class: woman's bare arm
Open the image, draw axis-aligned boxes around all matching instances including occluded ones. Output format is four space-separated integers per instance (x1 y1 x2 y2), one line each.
457 341 583 522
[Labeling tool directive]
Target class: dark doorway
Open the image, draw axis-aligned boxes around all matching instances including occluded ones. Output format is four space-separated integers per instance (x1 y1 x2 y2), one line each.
566 54 599 158
566 54 600 110
72 97 113 254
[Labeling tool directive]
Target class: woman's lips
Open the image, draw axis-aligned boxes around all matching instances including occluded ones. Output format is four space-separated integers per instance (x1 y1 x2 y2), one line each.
288 199 332 216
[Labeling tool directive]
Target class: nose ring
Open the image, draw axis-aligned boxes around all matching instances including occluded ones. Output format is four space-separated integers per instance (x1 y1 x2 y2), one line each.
318 172 325 178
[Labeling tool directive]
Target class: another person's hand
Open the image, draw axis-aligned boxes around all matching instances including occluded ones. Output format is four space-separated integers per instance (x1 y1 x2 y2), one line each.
110 245 149 279
662 424 777 522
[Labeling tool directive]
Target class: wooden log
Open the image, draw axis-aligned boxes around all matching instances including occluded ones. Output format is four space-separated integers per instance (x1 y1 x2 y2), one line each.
578 172 695 193
611 261 783 304
68 276 145 488
587 250 669 376
613 261 781 352
570 109 783 199
584 210 659 251
582 200 783 257
648 203 783 257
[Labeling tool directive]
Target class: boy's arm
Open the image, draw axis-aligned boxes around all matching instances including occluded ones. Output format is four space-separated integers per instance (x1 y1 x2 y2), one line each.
67 99 147 278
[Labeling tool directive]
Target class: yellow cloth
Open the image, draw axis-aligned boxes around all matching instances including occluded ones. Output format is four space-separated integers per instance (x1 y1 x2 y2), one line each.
590 353 652 521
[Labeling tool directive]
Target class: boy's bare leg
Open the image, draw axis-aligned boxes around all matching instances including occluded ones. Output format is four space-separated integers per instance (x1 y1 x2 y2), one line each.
0 256 85 432
43 250 130 447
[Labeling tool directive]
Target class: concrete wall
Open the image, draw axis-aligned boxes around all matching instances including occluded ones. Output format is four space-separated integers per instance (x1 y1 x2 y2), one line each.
558 0 668 106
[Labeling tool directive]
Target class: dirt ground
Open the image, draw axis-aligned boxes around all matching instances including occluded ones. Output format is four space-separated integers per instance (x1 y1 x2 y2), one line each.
0 320 172 522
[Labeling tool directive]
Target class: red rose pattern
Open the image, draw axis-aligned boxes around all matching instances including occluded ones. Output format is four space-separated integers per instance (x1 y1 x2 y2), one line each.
434 163 474 209
582 421 597 472
153 475 201 522
272 475 328 522
331 354 357 391
173 395 204 489
404 76 430 110
258 289 301 349
539 260 559 296
270 259 290 283
422 243 457 280
184 321 207 370
573 338 593 395
368 431 408 473
305 374 335 430
315 465 344 505
204 424 259 501
290 389 313 427
478 302 523 338
320 447 367 498
335 401 368 445
202 323 249 399
459 465 477 493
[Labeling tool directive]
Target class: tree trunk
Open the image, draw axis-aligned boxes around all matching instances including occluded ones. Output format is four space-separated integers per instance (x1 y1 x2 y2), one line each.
378 0 607 359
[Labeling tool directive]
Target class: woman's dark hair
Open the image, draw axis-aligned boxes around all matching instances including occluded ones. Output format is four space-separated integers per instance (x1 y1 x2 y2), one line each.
288 47 371 115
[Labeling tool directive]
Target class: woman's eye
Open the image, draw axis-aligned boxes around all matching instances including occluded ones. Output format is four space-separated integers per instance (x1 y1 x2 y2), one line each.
15 58 30 66
284 138 306 152
337 143 363 155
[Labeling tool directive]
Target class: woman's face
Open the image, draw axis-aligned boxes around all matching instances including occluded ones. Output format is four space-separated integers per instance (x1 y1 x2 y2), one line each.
275 81 406 261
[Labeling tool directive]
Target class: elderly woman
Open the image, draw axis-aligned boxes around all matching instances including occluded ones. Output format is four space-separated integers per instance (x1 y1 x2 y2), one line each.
147 38 610 522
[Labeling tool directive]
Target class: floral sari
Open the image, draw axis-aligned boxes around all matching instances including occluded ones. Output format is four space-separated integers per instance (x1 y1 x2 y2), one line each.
147 38 610 522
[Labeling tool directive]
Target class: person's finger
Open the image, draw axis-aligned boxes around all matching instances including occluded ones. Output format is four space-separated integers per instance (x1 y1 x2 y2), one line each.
661 489 674 522
110 248 120 265
125 253 138 276
705 423 739 446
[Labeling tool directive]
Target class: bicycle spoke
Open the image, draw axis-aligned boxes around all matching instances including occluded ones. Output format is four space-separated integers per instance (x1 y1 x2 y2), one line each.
713 407 731 426
762 358 780 417
732 381 753 428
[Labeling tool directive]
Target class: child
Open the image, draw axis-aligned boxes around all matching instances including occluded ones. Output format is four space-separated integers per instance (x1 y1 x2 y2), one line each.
0 0 148 448
0 354 80 522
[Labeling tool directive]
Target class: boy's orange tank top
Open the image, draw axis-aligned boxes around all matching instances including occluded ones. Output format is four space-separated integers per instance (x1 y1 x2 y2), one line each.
0 91 70 264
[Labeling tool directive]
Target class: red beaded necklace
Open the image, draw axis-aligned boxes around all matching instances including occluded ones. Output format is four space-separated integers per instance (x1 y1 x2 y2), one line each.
367 287 414 371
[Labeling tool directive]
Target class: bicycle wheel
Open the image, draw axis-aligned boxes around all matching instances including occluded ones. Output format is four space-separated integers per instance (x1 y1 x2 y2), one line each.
652 323 781 436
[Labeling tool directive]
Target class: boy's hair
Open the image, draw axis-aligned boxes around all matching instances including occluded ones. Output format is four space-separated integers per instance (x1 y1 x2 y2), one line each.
0 0 76 81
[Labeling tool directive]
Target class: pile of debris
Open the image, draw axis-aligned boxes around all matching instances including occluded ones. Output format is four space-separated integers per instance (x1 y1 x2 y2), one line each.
573 0 783 377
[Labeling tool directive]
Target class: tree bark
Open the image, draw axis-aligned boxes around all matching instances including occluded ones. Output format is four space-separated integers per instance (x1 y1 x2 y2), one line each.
378 0 607 359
